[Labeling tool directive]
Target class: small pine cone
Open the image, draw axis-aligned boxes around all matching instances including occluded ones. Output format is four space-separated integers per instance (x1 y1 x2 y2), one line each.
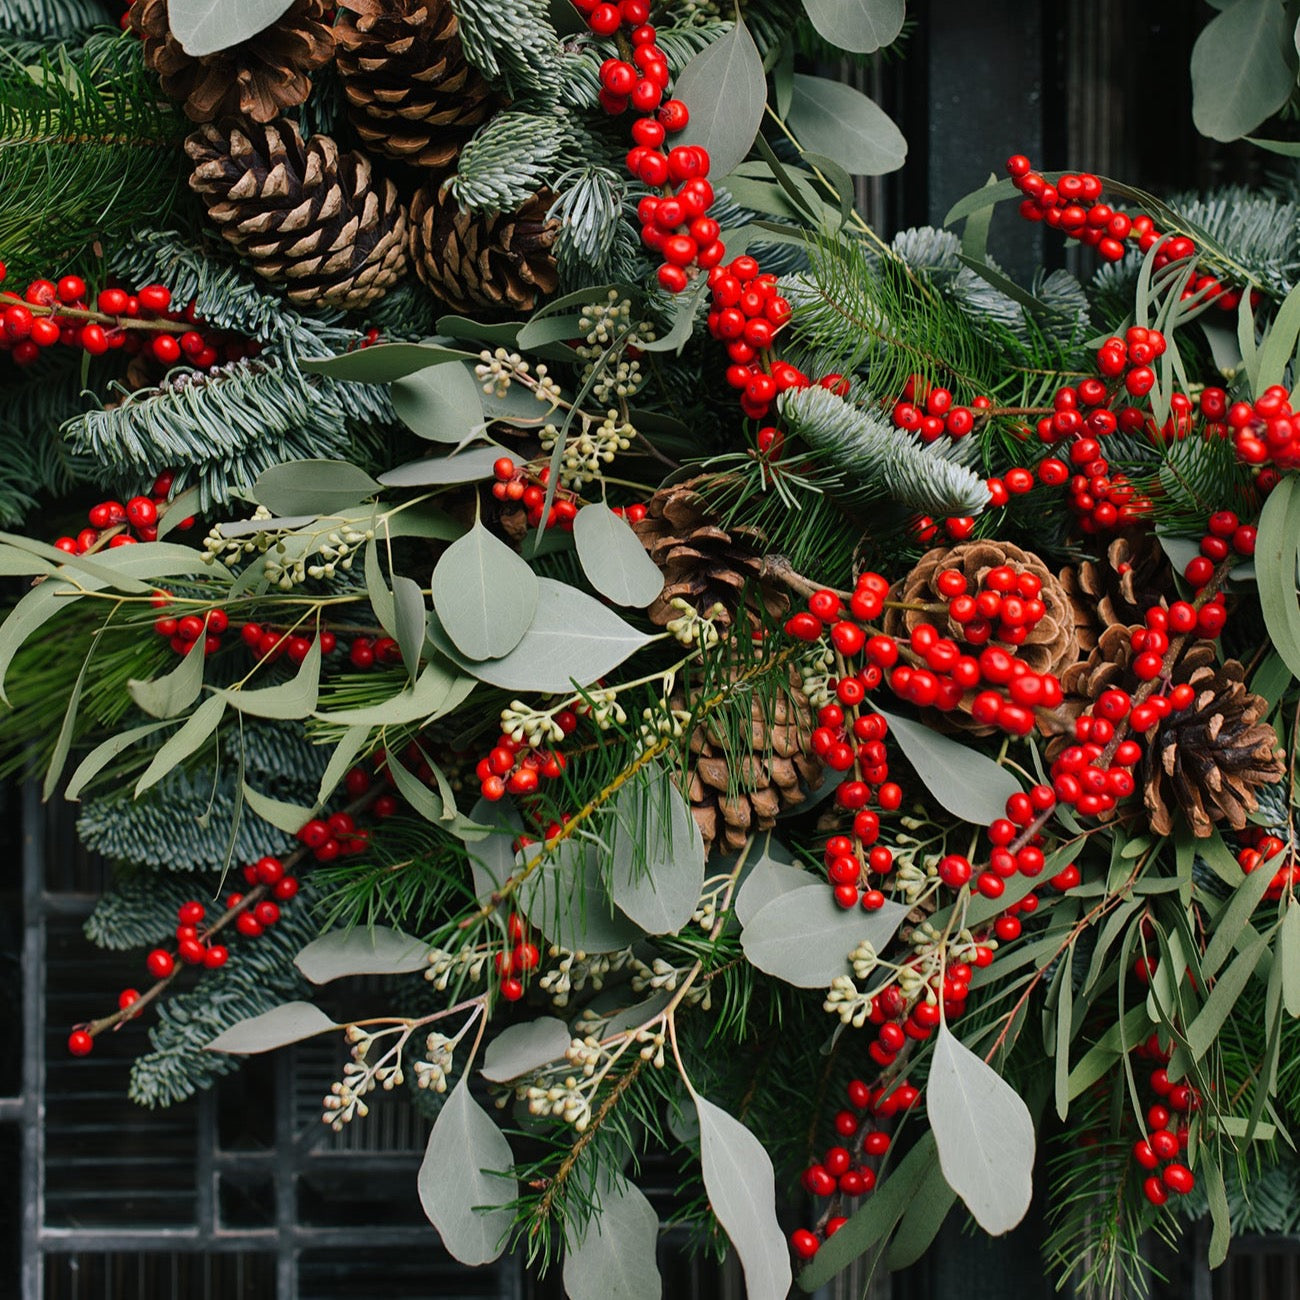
132 0 334 124
335 0 494 169
186 119 409 311
883 540 1076 733
1143 661 1285 837
680 669 823 855
1059 531 1174 653
408 185 559 317
632 476 786 631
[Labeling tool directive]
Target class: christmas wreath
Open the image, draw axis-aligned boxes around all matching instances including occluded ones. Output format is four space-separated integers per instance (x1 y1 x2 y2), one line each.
5 1 1300 1297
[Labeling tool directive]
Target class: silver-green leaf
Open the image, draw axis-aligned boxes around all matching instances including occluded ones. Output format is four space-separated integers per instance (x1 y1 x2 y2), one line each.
675 19 767 180
128 634 205 719
519 839 642 954
295 926 429 983
391 361 486 443
1191 0 1295 142
242 781 312 835
800 0 904 52
206 1001 337 1053
432 521 539 661
787 73 906 175
481 1017 571 1083
573 503 664 607
135 694 226 796
563 1170 662 1300
926 1025 1034 1235
379 446 506 488
733 854 821 926
168 0 293 56
254 460 381 517
418 1079 515 1266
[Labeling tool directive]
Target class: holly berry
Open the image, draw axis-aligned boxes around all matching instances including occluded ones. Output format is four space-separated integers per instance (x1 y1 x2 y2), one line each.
68 1030 94 1056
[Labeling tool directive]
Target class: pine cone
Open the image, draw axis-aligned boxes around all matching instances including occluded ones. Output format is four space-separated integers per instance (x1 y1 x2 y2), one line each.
185 119 409 311
335 0 493 169
132 0 334 124
407 185 559 316
1143 661 1285 837
632 477 786 632
1059 532 1174 653
883 541 1076 733
680 668 823 855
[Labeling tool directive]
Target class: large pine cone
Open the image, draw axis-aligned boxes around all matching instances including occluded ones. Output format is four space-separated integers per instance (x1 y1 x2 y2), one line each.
633 477 787 631
186 119 409 311
681 668 823 855
883 541 1077 733
132 0 334 123
1144 661 1285 837
408 185 558 316
336 0 493 169
1059 532 1174 654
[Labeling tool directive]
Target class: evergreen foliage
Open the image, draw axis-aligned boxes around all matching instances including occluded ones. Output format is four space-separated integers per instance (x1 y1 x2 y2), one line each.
451 109 586 213
447 0 560 100
84 870 213 949
0 0 109 40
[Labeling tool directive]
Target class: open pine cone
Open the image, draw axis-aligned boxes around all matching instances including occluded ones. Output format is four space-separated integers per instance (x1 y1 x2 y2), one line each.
408 185 559 316
1059 532 1174 653
132 0 334 123
186 119 409 310
680 667 823 855
1144 660 1285 837
632 477 786 632
336 0 494 169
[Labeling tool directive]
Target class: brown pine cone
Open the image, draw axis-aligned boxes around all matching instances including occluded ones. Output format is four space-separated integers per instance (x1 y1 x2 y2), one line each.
132 0 334 124
1144 661 1285 837
632 477 787 632
408 185 559 316
680 667 823 855
335 0 494 169
1059 532 1174 653
883 540 1077 733
186 119 409 311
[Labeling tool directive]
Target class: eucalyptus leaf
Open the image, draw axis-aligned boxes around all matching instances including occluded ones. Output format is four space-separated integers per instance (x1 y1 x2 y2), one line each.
217 635 320 719
168 0 293 56
128 634 205 719
637 275 708 354
432 520 539 661
573 504 663 607
786 74 906 176
481 1017 571 1082
674 19 767 179
1281 903 1300 1017
392 573 427 679
66 719 172 801
295 926 429 983
563 1170 662 1300
1191 0 1295 142
254 460 381 516
314 659 472 726
428 577 652 693
379 446 508 488
734 854 821 927
872 706 1020 825
242 782 312 835
926 1025 1034 1235
467 797 523 901
418 1079 515 1266
301 342 470 383
136 695 226 795
800 0 903 52
519 839 641 954
391 361 486 443
741 887 908 988
692 1093 791 1300
386 747 445 823
1255 472 1300 680
206 1001 337 1053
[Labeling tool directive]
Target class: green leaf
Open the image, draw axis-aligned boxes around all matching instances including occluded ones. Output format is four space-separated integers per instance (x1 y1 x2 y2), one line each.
741 887 909 987
885 1156 956 1270
391 362 486 443
872 706 1021 825
254 460 381 517
1066 1005 1155 1100
136 695 226 795
217 635 321 719
294 926 429 983
515 312 585 351
691 1092 791 1300
242 782 312 835
386 747 445 823
638 275 709 354
1191 0 1295 142
1204 1157 1231 1268
128 635 205 719
316 727 372 806
301 342 470 383
168 0 293 56
66 720 172 800
417 1078 515 1266
206 1001 337 1053
428 577 653 693
43 621 106 800
1255 472 1300 680
520 839 642 954
609 763 705 933
943 176 1021 228
1054 946 1075 1119
1185 931 1269 1060
432 521 539 661
786 74 906 176
481 1017 571 1083
563 1170 662 1300
364 540 397 640
926 1025 1034 1235
1281 902 1300 1017
734 854 821 926
675 19 768 179
315 660 474 726
1256 278 1300 389
468 798 523 901
392 574 427 680
800 0 903 52
573 504 663 607
379 446 507 488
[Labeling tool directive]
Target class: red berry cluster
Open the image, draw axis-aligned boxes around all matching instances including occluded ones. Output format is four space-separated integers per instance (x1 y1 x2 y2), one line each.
0 264 245 369
490 457 590 532
1184 508 1255 595
152 594 229 656
1127 1033 1197 1205
238 621 342 665
54 472 193 555
891 375 986 444
296 809 372 865
475 714 577 802
790 1076 920 1259
495 912 542 1003
1225 384 1300 471
1237 831 1298 900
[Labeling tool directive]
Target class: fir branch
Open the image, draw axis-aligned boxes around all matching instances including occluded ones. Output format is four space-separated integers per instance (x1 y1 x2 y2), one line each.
448 0 560 100
0 0 109 40
451 109 578 213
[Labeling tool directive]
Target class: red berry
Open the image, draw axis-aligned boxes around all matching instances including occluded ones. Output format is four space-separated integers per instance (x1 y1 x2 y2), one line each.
204 944 229 968
146 948 174 978
68 1030 94 1056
